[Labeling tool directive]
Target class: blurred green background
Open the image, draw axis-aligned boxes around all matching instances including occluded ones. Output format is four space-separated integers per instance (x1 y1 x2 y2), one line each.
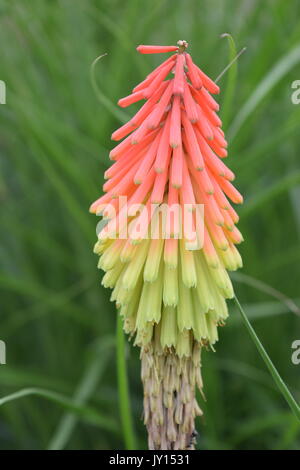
0 0 300 450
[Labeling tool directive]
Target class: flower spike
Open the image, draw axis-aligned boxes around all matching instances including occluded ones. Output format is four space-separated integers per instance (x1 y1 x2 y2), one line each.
90 41 244 450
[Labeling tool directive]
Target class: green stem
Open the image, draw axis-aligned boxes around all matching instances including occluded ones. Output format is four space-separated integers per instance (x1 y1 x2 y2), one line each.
116 313 137 449
234 295 300 420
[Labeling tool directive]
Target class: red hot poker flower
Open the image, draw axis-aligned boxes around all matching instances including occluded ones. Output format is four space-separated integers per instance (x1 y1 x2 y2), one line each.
90 40 243 450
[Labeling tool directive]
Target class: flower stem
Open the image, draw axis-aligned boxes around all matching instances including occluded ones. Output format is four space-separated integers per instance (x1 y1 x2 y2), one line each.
116 313 137 449
234 295 300 420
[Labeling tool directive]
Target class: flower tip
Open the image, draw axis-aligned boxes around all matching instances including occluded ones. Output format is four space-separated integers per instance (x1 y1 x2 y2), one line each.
208 261 219 269
173 87 184 96
96 208 105 217
130 238 143 246
220 243 229 251
220 151 228 158
177 39 189 52
136 45 178 54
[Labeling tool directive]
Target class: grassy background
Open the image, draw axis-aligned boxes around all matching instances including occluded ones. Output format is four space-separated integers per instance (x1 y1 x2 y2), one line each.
0 0 300 450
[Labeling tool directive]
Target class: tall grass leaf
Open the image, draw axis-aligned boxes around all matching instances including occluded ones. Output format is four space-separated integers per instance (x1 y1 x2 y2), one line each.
116 314 137 450
229 42 300 139
241 171 300 218
48 335 115 450
90 54 130 124
218 33 238 129
229 300 300 324
231 272 300 316
230 412 298 447
233 296 300 421
0 387 119 434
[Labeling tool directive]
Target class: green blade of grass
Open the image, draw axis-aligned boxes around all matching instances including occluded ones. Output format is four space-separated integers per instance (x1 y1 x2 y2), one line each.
228 299 300 324
116 313 137 450
218 33 238 129
241 170 300 218
230 412 298 447
48 335 115 450
229 42 300 139
90 54 130 124
231 272 300 316
233 296 300 421
0 387 119 434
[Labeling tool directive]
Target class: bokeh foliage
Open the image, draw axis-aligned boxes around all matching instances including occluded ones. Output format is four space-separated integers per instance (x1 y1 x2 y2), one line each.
0 0 300 450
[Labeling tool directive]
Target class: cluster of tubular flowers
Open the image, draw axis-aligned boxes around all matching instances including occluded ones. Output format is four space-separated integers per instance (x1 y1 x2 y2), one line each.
90 40 243 450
